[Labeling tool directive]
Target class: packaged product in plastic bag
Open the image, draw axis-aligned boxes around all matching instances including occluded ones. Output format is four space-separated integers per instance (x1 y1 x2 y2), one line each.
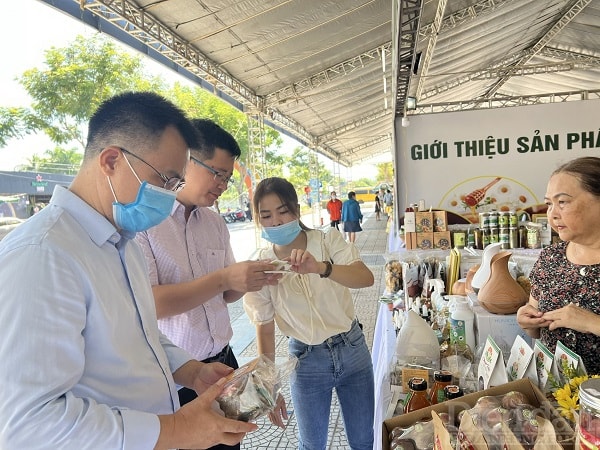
216 355 298 422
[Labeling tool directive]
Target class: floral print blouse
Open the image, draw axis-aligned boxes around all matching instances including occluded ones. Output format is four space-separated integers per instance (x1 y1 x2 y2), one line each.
530 240 600 375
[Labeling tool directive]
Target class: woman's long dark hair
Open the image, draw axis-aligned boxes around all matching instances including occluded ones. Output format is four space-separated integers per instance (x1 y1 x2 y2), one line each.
253 177 310 230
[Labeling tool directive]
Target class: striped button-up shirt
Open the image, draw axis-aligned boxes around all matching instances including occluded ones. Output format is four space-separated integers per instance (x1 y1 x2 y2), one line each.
136 201 235 361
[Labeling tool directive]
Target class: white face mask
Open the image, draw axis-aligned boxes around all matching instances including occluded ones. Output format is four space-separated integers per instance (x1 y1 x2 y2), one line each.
331 195 336 200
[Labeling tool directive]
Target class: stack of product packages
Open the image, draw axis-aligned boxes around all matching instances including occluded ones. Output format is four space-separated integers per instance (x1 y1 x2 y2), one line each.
382 249 574 449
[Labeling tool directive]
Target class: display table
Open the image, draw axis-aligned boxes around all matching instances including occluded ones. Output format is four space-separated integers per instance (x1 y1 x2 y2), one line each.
372 303 397 450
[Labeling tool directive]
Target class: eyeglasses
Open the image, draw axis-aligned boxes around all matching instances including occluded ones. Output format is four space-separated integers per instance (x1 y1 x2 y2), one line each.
190 156 234 186
119 148 185 192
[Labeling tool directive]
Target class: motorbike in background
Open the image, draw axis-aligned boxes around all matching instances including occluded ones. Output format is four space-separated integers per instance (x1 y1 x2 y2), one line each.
221 209 246 223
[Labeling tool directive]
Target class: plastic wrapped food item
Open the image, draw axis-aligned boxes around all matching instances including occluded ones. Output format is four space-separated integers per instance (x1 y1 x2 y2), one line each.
216 355 297 422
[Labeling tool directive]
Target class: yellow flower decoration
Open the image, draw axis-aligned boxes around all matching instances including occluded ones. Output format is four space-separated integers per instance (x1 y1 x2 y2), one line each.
552 373 600 422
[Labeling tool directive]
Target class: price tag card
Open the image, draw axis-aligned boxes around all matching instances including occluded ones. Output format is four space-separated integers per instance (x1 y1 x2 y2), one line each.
506 335 537 384
555 340 587 383
534 340 555 391
477 335 508 390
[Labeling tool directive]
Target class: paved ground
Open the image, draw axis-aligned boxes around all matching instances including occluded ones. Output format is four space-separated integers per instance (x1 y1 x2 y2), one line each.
227 210 389 449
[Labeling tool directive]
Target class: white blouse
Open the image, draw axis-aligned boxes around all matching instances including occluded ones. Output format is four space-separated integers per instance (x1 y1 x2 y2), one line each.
243 228 361 344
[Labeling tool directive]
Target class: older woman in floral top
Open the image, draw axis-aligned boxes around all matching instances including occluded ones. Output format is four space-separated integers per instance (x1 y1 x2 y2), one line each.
517 156 600 375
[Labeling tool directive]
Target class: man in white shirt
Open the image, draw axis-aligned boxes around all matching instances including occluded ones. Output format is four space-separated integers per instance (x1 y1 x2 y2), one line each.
0 92 256 449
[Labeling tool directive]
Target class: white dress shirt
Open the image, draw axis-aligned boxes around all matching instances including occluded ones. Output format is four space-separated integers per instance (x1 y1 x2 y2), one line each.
0 185 192 449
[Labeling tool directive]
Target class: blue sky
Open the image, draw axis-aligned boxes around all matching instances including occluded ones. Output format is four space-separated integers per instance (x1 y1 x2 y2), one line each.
0 1 380 180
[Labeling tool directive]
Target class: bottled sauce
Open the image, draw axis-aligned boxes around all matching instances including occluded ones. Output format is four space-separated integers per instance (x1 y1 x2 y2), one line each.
429 370 453 404
404 377 431 413
444 385 464 400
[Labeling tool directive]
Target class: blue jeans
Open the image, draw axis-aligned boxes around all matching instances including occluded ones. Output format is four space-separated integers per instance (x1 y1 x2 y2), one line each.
288 320 374 450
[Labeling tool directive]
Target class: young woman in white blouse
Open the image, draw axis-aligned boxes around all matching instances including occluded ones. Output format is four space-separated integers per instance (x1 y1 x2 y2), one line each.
244 177 375 450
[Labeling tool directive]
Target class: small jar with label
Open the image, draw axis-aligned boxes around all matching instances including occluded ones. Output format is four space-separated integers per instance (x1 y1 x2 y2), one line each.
525 222 542 249
404 377 431 413
429 370 453 405
499 227 510 249
498 211 510 227
578 378 600 449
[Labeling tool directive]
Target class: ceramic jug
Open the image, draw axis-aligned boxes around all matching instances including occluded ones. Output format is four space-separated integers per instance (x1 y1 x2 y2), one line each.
477 251 528 314
470 242 502 293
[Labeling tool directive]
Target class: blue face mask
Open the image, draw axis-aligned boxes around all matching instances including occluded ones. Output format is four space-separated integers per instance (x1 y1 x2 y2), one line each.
111 181 176 232
261 219 302 245
108 153 177 232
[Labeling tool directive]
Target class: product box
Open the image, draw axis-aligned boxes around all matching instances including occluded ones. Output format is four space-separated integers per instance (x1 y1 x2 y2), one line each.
433 231 451 250
472 304 533 356
433 210 448 232
415 211 434 232
404 210 416 233
415 232 434 250
403 232 417 250
382 378 574 450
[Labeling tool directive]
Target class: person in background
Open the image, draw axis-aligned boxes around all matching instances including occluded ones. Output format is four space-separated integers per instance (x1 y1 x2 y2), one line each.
383 189 394 216
374 191 382 221
0 92 256 449
342 191 363 243
136 118 278 450
517 156 600 375
326 190 343 230
244 177 375 450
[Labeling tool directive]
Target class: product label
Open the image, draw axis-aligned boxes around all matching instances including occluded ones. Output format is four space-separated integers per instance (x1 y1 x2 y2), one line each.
404 211 416 233
449 317 466 346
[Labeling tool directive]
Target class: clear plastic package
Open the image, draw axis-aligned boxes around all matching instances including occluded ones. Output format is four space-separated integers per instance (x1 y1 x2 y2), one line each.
216 355 297 422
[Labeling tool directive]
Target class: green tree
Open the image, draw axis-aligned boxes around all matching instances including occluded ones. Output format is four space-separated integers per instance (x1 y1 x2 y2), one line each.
1 34 165 150
167 83 284 207
376 162 394 184
285 147 333 206
20 146 83 175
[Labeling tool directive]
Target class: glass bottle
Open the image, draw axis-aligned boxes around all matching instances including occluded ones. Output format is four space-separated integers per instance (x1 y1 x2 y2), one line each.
444 385 464 400
404 377 431 413
429 370 453 405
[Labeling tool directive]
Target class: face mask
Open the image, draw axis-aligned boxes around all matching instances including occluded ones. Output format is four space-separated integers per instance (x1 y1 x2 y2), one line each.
261 219 302 245
111 181 176 232
107 154 177 232
331 195 337 200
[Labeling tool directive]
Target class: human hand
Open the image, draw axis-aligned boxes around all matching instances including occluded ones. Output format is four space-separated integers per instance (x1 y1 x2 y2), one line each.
288 248 320 274
516 303 551 332
163 378 258 449
192 362 234 395
225 260 282 292
267 393 288 429
543 303 600 333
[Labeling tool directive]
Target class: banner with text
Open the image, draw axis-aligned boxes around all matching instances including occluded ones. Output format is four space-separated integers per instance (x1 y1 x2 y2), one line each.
395 99 600 223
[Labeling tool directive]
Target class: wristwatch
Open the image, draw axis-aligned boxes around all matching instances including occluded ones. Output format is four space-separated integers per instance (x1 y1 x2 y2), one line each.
319 260 333 278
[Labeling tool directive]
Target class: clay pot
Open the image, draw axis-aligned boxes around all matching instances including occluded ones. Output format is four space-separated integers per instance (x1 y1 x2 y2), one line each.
477 251 528 315
465 264 479 294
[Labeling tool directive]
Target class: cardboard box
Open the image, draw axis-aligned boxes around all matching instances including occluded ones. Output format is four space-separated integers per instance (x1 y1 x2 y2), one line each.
416 232 434 250
472 303 533 356
433 231 451 250
415 211 434 232
403 232 417 250
433 210 448 232
382 378 574 450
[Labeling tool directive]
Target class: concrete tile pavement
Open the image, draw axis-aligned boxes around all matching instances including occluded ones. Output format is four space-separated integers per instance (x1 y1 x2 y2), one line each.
227 208 390 449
